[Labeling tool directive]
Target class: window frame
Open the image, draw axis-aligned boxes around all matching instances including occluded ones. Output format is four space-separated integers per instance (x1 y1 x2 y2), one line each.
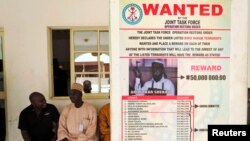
48 26 110 99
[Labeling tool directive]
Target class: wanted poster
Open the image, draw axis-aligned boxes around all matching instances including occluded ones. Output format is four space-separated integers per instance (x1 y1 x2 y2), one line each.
112 0 248 141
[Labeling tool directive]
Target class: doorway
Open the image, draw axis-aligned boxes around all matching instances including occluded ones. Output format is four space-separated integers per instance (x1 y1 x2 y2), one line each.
0 30 6 141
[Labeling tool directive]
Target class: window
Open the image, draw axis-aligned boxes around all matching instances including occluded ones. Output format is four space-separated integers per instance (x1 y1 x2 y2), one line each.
49 27 110 99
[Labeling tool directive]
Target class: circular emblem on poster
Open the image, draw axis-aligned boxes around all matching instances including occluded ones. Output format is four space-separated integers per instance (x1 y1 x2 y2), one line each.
122 3 143 25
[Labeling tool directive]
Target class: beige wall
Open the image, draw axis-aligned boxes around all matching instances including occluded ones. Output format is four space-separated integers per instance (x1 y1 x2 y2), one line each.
0 0 109 140
248 0 250 88
229 0 248 123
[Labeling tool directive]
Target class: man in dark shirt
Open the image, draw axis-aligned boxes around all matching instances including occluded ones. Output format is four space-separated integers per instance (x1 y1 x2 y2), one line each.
83 80 92 93
18 92 60 141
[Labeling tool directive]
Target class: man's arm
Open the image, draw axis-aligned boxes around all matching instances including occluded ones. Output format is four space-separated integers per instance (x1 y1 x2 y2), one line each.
21 130 32 141
99 105 110 136
57 107 70 141
134 79 152 96
134 78 142 90
133 66 143 91
18 111 32 141
166 79 175 95
50 105 60 141
78 105 98 140
50 122 58 141
85 106 97 138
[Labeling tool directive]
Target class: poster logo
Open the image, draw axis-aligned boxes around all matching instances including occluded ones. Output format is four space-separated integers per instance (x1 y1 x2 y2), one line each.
122 3 143 25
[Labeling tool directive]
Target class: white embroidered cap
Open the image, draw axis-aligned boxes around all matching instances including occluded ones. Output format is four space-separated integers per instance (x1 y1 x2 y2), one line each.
71 83 83 92
153 60 164 65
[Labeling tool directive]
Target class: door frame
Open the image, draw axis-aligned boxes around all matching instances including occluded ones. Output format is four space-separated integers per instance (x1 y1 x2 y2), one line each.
0 29 5 99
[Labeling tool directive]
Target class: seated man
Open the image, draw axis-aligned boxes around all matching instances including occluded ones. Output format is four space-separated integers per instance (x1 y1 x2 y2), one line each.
57 83 98 141
18 92 60 141
99 103 110 141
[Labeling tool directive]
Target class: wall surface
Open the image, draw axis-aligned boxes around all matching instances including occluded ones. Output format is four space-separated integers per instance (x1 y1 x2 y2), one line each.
229 0 248 123
0 0 109 140
248 0 250 88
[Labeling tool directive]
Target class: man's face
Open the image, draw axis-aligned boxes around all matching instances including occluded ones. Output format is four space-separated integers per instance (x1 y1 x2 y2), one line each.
69 89 82 104
31 95 47 110
83 82 92 93
152 62 164 82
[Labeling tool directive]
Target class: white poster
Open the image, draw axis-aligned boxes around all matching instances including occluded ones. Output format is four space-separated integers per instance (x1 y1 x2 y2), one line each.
110 0 248 141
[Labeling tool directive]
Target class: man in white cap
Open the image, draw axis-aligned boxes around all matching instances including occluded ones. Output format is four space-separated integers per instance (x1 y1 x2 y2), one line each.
134 60 175 95
57 83 98 141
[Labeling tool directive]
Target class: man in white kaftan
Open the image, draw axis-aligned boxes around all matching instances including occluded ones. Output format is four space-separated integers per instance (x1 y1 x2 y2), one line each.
57 83 98 141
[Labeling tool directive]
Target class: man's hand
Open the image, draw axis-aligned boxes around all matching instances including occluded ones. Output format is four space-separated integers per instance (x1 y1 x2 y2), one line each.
61 138 69 141
133 67 141 78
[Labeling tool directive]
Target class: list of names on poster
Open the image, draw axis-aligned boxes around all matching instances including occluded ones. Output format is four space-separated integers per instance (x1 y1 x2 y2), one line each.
122 96 194 141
